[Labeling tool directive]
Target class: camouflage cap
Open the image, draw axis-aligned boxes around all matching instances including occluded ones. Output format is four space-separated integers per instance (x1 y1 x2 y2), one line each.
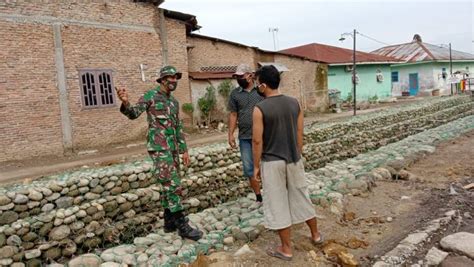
233 64 253 77
157 65 182 83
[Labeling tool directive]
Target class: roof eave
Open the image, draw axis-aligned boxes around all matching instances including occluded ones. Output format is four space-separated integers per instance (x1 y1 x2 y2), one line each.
433 59 474 63
392 59 474 67
162 8 201 32
133 0 165 5
329 61 401 66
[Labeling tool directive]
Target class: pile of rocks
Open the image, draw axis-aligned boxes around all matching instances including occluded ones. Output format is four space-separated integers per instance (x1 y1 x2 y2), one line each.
303 97 472 169
64 113 474 267
373 217 474 266
0 96 472 266
306 115 474 208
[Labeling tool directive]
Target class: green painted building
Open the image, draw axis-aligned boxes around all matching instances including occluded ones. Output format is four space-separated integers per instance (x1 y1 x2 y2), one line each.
328 63 393 101
372 35 474 96
281 43 399 102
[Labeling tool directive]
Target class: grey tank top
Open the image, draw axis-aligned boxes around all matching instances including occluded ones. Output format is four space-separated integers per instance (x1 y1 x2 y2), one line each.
255 95 301 163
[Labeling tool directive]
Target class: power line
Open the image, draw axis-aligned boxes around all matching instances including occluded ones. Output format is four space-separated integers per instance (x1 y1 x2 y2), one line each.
357 32 391 46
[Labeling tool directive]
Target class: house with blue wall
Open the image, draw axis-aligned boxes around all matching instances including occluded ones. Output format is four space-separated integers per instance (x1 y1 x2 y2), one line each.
372 34 474 96
281 43 399 101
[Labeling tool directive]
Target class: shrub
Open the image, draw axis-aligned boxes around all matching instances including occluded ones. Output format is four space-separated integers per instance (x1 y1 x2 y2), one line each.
346 92 353 103
217 79 233 100
198 85 217 125
369 94 379 104
182 103 194 115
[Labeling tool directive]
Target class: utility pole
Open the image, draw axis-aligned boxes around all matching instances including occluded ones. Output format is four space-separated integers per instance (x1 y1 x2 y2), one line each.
449 43 453 95
352 29 357 116
440 43 454 95
339 29 358 115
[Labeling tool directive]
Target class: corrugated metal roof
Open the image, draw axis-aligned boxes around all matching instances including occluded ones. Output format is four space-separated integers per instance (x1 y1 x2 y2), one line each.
372 39 474 62
280 43 400 64
423 43 474 60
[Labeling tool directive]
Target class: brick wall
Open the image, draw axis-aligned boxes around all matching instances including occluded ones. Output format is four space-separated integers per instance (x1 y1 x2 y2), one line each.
187 35 329 112
0 1 158 26
166 19 192 108
61 25 165 150
0 21 64 163
274 54 329 112
0 1 191 162
187 36 257 71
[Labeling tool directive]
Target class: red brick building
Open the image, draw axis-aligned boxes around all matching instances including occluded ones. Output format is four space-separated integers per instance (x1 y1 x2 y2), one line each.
0 1 328 163
187 34 329 123
0 1 198 162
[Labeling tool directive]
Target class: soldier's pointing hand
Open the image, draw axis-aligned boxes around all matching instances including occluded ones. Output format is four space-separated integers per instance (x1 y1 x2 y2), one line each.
115 87 129 105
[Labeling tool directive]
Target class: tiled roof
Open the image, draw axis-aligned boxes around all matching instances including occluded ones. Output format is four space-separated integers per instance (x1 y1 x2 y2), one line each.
280 43 399 64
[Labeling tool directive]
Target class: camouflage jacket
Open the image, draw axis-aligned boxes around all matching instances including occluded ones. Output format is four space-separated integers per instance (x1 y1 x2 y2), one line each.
120 86 187 153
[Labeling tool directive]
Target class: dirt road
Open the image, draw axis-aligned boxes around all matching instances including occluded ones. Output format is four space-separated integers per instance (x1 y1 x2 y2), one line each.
202 131 474 267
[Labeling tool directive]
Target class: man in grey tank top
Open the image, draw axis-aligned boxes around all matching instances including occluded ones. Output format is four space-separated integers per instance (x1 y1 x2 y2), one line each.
252 65 323 261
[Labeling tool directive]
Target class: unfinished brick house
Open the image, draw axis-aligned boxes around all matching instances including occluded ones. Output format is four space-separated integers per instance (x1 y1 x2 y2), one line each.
187 34 329 123
0 0 328 163
0 1 197 162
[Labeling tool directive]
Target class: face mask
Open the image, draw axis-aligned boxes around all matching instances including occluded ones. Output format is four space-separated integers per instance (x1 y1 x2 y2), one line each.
256 84 266 97
166 81 178 91
237 78 249 89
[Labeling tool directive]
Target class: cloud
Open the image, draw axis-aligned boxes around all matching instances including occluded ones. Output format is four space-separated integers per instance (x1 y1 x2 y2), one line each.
162 0 474 53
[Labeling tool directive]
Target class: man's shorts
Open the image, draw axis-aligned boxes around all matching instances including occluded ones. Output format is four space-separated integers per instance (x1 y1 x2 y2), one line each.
239 139 254 178
261 159 316 230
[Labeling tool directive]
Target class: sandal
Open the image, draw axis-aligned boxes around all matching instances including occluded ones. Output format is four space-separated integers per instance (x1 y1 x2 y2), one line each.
266 246 293 261
311 233 324 245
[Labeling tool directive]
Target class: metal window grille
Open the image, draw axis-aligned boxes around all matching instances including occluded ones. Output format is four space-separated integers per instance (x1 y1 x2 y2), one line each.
79 69 116 108
391 71 399 82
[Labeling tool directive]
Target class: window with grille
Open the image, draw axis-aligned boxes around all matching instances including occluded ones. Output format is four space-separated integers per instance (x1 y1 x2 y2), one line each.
391 71 399 82
79 69 116 108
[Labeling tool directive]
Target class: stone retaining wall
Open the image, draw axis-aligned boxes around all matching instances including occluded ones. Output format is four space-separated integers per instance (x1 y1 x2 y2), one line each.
0 96 472 266
69 112 474 267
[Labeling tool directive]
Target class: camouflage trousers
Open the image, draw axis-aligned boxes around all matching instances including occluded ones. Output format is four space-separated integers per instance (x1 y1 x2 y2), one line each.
149 150 183 213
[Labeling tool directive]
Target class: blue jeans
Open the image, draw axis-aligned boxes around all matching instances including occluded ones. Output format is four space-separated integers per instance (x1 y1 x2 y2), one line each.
239 139 254 178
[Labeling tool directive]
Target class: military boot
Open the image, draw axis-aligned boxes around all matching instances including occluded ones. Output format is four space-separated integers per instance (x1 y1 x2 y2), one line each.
164 209 189 233
174 211 203 241
163 209 176 233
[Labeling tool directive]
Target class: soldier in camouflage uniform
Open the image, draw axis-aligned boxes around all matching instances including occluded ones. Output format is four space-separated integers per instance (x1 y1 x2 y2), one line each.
116 66 203 241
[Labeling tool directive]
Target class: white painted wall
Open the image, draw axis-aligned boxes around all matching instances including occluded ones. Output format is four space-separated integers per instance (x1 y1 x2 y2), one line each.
392 61 474 96
391 63 434 96
190 79 237 125
431 62 474 95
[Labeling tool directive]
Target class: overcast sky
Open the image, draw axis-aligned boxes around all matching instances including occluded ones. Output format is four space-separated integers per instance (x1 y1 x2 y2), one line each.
161 0 474 54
